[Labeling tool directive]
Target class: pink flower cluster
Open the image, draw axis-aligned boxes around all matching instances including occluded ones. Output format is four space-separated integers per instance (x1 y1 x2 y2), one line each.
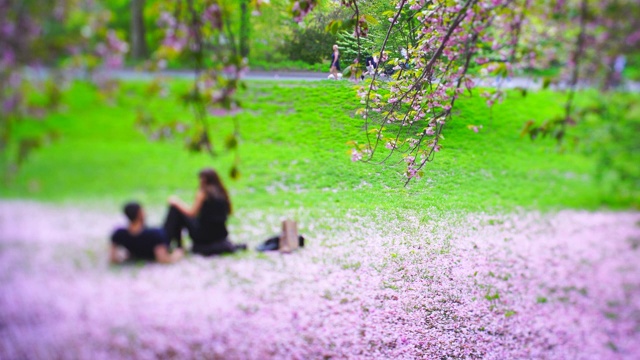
291 0 318 23
356 0 519 173
352 0 638 176
94 30 129 69
1 201 639 359
158 12 189 53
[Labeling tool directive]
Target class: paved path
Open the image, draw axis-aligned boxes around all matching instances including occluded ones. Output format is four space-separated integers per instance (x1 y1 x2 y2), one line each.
26 67 640 91
104 69 329 81
102 68 640 91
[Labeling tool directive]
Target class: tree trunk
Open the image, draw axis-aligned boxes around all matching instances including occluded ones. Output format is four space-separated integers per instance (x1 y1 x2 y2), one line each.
239 0 250 58
130 0 148 60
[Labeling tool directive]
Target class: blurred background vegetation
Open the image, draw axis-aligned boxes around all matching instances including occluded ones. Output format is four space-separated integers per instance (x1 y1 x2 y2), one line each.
1 0 638 211
97 0 640 77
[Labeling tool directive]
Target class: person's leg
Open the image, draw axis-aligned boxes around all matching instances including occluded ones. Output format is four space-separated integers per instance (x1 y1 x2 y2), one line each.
192 240 238 256
163 205 195 248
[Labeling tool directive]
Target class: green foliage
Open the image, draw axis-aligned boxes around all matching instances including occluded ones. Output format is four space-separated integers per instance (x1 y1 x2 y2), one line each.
622 54 640 81
574 93 640 207
519 90 639 207
280 8 343 65
335 30 377 65
248 0 293 63
2 80 638 212
354 1 420 59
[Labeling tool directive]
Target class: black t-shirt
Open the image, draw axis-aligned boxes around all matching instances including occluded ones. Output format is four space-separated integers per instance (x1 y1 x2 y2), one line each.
365 56 377 68
111 228 168 260
193 197 229 244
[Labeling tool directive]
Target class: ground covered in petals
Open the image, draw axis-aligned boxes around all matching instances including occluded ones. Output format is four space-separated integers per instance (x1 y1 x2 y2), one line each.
1 201 639 359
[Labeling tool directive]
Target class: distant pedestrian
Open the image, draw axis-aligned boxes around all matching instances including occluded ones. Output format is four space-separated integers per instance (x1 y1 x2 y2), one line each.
363 53 378 78
330 44 341 80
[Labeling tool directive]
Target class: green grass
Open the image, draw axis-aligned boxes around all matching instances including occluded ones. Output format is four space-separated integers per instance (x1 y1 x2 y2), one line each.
161 56 328 73
1 79 636 214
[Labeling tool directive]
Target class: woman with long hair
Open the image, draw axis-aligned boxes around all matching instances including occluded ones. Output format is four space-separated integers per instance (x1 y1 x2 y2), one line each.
329 44 340 80
164 168 246 256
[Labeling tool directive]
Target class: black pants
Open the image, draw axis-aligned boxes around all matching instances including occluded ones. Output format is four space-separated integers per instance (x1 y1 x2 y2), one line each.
163 205 236 255
191 241 236 256
163 205 198 249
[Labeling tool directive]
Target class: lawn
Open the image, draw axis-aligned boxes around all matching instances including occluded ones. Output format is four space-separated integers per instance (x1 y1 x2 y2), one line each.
1 79 639 359
1 78 625 213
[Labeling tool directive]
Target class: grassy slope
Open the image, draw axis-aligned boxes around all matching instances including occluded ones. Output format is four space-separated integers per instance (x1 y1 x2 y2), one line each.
1 79 616 215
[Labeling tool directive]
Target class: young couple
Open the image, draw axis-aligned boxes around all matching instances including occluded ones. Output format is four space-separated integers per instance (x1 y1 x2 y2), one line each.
110 168 246 264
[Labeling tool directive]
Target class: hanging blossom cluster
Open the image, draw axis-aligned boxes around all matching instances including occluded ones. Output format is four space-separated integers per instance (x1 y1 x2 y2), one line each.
150 1 252 157
0 0 128 180
336 0 372 39
347 0 640 180
1 202 639 358
519 0 640 88
0 0 127 105
156 11 189 58
0 1 41 116
94 30 130 69
291 0 318 23
0 0 73 115
350 0 518 180
147 0 318 167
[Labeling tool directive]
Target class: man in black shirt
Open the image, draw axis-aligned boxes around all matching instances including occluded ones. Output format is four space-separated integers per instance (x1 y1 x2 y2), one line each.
363 54 379 79
110 202 184 264
365 54 378 71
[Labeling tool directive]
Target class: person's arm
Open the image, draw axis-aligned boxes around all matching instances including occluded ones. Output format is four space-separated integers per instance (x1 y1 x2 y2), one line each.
109 244 127 264
154 245 184 264
169 190 205 217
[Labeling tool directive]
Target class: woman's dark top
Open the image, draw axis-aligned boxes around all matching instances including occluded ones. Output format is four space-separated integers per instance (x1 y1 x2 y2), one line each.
193 196 229 245
331 52 341 71
111 228 168 260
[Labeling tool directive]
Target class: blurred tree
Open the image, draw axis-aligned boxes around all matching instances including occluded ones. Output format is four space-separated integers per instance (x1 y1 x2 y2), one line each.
335 29 377 65
239 0 250 58
281 7 343 65
130 0 148 59
0 0 129 182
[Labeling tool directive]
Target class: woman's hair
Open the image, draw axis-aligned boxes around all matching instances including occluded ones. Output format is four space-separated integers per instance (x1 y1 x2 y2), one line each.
333 44 339 52
198 168 232 214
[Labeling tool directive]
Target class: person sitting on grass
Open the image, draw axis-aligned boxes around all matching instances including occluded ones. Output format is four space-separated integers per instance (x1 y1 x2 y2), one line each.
164 168 247 256
110 202 184 264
